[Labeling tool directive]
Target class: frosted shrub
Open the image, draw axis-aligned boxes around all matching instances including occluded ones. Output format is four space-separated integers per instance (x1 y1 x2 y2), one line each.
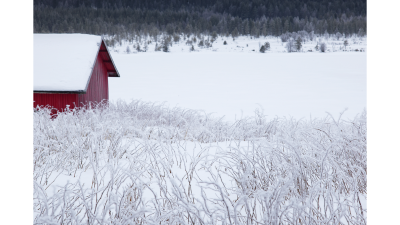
34 101 366 224
280 33 290 42
320 42 327 52
286 38 295 53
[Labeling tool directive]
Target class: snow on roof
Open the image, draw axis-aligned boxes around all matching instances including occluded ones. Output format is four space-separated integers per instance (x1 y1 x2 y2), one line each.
34 34 102 92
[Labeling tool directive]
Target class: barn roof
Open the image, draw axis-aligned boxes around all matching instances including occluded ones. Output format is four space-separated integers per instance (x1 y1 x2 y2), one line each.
34 34 119 93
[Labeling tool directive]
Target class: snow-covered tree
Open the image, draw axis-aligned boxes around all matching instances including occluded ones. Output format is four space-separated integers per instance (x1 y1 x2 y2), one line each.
198 40 204 48
136 42 141 52
264 42 270 51
259 45 266 53
231 28 239 38
320 42 327 52
344 40 349 50
358 28 365 37
161 36 171 52
335 32 342 40
295 37 302 51
143 41 148 52
162 41 169 52
286 38 295 53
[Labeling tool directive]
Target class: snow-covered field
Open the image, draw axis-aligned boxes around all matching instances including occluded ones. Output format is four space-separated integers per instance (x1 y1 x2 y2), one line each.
109 35 366 121
33 35 366 224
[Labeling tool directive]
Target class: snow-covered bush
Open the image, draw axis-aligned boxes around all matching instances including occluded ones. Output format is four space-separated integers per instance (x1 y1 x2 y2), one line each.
280 33 290 42
320 42 327 52
34 101 366 224
286 38 295 53
259 45 266 53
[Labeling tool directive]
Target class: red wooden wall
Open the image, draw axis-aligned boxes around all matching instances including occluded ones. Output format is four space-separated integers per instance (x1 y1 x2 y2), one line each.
33 93 78 112
77 52 109 107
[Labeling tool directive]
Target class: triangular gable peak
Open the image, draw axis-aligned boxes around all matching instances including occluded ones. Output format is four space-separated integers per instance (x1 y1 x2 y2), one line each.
98 40 120 78
34 34 119 94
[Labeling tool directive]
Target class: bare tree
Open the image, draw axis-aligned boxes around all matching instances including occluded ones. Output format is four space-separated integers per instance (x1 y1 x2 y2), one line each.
344 40 349 50
286 38 295 53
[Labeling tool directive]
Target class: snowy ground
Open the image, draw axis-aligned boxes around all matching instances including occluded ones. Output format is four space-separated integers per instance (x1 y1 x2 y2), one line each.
33 35 367 224
109 36 366 121
34 104 367 224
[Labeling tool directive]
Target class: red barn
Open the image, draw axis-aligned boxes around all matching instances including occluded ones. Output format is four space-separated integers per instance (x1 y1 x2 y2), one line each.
34 34 120 112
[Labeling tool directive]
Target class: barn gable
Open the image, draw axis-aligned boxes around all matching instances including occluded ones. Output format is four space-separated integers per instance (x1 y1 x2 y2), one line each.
33 34 120 111
34 34 119 94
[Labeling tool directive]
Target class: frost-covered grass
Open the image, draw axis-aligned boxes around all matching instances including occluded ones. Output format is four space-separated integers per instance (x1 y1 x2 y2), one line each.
34 101 366 224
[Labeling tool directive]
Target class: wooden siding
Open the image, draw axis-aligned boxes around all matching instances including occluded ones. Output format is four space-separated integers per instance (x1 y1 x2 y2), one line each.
33 93 78 112
78 52 109 107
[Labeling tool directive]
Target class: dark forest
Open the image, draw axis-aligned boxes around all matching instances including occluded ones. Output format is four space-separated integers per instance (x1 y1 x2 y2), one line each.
34 0 366 42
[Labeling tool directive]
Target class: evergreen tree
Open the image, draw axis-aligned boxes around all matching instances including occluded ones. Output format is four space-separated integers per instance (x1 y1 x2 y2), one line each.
198 40 204 48
33 0 366 39
283 20 290 33
358 28 365 37
232 27 239 38
261 23 267 37
335 32 342 40
259 45 266 53
344 40 349 50
162 39 170 52
268 19 276 36
136 43 141 52
320 42 327 52
211 31 217 40
295 37 302 52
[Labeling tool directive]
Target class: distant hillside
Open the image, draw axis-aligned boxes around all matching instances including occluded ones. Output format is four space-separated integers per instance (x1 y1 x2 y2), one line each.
34 0 366 37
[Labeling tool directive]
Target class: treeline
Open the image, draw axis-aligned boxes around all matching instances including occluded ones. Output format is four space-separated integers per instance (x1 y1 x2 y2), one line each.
34 0 366 38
